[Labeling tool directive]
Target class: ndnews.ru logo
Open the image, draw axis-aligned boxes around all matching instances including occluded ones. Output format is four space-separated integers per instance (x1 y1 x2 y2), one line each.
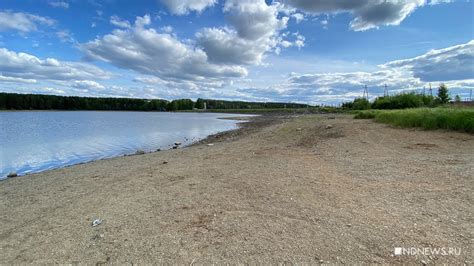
394 247 461 256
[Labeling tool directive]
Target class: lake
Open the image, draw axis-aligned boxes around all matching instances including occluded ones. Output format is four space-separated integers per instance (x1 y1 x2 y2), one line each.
0 111 251 179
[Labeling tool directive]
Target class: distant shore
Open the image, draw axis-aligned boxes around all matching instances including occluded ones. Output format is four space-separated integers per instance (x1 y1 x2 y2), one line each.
1 114 472 264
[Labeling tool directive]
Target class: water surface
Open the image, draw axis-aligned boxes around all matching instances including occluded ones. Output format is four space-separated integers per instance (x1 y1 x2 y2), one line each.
0 111 251 179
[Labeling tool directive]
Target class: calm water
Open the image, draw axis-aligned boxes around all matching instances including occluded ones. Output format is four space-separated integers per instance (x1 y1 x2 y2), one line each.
0 111 251 179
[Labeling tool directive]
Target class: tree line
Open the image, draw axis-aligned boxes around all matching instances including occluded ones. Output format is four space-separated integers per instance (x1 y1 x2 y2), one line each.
0 93 308 111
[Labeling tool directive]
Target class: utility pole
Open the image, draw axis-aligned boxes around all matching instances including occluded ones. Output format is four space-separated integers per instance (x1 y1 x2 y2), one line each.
423 86 426 95
383 84 389 97
429 83 433 96
470 89 473 102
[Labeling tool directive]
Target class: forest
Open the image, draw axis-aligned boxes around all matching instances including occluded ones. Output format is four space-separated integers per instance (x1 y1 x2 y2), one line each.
0 93 309 111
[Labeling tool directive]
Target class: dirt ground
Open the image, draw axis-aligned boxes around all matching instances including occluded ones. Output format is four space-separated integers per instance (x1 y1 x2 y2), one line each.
0 114 472 264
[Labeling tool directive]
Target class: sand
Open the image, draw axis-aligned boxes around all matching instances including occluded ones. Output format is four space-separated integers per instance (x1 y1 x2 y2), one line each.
0 114 472 264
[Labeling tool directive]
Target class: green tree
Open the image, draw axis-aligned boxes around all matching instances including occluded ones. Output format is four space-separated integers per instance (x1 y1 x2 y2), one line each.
195 98 204 109
437 83 450 104
352 97 371 110
454 95 461 102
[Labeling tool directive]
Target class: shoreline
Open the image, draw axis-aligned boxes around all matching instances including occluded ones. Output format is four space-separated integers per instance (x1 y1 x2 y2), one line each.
1 113 259 180
1 114 472 264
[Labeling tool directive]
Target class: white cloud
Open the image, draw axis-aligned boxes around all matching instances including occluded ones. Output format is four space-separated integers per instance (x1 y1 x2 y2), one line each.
0 11 55 33
0 48 112 82
429 0 455 5
110 15 131 28
196 0 295 65
0 75 37 84
382 40 474 81
258 40 474 103
71 80 105 90
283 0 426 31
291 13 305 23
81 15 247 89
159 0 217 15
49 1 69 9
56 30 74 43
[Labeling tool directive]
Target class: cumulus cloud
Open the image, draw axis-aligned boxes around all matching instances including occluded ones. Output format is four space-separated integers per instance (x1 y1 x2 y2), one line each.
244 40 474 104
81 15 247 88
0 10 55 32
0 48 112 82
382 40 474 82
283 0 426 31
49 1 69 9
196 0 296 65
159 0 216 15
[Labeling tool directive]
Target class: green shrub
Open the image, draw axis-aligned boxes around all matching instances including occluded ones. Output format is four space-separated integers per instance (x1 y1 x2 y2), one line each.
354 108 474 133
372 93 435 109
352 98 371 110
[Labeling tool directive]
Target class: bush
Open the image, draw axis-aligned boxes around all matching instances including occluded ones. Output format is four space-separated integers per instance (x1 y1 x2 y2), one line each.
354 108 474 133
372 93 435 109
351 98 371 110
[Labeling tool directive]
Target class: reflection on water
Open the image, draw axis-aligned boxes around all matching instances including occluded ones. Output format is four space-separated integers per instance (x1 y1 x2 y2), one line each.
0 111 251 179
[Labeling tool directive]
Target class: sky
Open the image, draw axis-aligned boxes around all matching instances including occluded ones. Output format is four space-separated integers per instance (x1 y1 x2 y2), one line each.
0 0 473 105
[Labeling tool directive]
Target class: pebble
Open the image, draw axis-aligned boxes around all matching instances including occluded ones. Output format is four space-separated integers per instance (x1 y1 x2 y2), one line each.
326 124 333 129
421 260 427 265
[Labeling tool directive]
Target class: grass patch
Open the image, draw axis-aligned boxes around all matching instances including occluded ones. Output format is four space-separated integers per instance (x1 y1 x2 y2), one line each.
354 108 474 133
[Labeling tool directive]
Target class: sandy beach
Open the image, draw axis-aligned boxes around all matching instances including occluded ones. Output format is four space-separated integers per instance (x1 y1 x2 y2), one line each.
0 114 472 264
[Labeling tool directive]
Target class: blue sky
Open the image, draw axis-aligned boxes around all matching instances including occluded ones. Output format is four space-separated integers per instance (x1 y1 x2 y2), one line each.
0 0 473 104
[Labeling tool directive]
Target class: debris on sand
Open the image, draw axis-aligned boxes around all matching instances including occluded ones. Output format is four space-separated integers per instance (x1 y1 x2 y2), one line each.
135 150 145 155
296 128 302 131
7 172 18 178
325 124 333 129
92 218 103 227
163 161 168 164
206 144 214 146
